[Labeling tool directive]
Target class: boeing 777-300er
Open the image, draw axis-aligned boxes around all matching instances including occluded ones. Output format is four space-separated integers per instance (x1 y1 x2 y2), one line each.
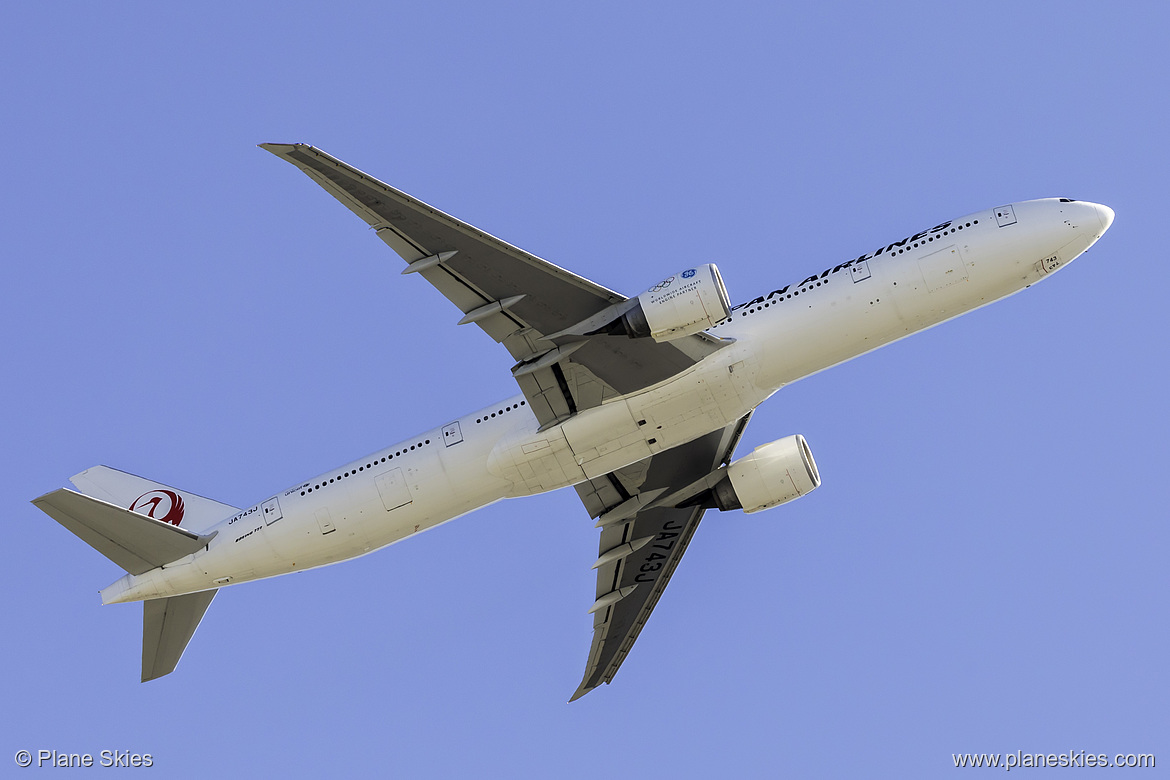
33 144 1115 699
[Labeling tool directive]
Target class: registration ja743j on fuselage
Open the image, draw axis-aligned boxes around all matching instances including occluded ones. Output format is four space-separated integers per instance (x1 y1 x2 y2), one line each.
33 144 1114 699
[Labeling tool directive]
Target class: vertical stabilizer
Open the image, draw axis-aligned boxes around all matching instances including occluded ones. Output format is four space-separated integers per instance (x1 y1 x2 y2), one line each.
70 466 238 534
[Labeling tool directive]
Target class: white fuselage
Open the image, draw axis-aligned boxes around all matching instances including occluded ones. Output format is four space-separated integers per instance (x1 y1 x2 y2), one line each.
101 198 1112 605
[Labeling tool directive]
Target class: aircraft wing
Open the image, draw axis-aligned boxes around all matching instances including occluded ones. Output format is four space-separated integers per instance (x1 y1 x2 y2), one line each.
570 413 751 700
261 143 726 426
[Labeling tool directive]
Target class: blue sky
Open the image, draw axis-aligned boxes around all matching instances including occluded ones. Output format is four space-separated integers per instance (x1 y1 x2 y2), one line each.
3 2 1165 777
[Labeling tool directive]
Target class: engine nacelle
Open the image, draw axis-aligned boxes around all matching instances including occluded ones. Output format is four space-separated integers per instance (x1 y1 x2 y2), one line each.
712 435 821 514
617 264 731 342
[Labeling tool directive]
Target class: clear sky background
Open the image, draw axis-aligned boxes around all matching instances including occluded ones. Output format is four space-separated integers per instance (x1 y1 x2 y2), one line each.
3 3 1165 777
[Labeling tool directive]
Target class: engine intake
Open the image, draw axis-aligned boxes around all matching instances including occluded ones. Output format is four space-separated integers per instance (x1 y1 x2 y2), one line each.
711 435 820 513
611 264 731 342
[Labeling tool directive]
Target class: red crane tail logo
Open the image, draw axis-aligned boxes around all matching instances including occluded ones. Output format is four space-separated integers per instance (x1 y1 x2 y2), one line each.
128 490 186 526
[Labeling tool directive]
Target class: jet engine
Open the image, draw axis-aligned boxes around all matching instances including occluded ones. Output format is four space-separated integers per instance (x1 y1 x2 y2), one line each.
608 264 731 342
709 435 821 513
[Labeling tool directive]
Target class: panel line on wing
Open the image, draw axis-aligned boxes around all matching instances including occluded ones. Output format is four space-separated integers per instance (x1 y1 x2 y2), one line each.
549 363 578 417
606 473 633 504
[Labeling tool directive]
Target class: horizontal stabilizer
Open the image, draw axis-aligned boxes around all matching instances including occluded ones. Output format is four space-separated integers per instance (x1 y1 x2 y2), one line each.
32 489 217 575
142 589 217 682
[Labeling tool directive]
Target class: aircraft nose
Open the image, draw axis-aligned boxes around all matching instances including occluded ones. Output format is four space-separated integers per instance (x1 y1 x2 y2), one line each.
1090 202 1115 234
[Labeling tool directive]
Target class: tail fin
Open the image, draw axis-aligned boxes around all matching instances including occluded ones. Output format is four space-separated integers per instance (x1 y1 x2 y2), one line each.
69 466 239 534
142 590 217 681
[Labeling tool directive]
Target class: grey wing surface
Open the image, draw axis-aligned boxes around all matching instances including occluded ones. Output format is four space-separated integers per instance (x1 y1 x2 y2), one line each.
570 414 751 700
261 143 727 426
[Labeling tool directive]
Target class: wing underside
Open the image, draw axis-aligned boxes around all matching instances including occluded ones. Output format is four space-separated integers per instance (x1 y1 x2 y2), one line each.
261 143 727 426
571 413 751 700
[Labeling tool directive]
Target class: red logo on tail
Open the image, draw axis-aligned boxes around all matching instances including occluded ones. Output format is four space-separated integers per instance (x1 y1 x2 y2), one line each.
129 490 186 526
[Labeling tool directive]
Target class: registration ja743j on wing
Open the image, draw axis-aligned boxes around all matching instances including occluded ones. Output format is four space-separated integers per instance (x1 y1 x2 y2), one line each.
33 144 1114 699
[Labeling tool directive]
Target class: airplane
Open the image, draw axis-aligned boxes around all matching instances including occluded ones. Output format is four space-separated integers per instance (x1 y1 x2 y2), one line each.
32 144 1115 700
